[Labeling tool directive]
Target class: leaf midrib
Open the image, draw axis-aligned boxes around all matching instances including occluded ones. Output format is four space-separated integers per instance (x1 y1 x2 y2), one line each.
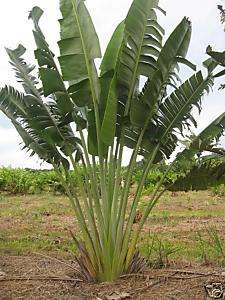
125 8 151 116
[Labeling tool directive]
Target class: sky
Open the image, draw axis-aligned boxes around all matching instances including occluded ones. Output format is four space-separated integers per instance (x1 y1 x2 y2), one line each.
0 0 225 168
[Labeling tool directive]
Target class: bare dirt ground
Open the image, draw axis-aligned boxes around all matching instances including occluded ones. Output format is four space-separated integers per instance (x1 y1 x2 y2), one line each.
1 255 225 299
0 256 225 300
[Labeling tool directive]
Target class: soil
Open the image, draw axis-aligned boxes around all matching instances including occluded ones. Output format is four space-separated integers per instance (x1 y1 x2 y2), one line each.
1 255 225 299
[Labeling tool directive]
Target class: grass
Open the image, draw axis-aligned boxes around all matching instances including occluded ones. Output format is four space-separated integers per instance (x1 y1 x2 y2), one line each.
1 190 225 266
0 194 76 256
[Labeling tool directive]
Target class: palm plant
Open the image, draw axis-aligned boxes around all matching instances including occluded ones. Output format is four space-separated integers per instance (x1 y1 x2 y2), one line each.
1 0 225 282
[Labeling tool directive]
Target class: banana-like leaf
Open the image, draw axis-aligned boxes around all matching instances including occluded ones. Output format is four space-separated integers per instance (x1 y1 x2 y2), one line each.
130 17 193 156
104 0 164 144
214 69 225 78
14 121 70 170
140 17 192 110
203 57 218 75
0 85 78 157
0 86 28 119
111 16 199 162
100 22 125 145
140 128 178 161
170 155 225 191
5 45 41 97
190 111 225 150
130 98 149 127
29 6 73 115
58 0 101 86
206 46 225 66
0 86 70 168
117 0 161 116
39 68 65 96
29 6 84 156
157 71 213 143
157 17 191 76
68 78 92 108
58 0 103 155
175 111 225 172
205 47 225 78
100 21 125 76
126 71 213 161
100 77 117 145
59 111 87 131
0 86 59 144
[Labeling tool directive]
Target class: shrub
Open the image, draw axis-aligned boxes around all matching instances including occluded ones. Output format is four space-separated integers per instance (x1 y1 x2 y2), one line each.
0 168 64 194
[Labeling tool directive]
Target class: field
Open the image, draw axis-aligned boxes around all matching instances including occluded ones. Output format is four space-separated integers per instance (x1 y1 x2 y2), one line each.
1 190 225 299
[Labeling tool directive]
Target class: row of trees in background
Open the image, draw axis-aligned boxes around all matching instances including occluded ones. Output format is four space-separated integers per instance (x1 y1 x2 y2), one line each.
1 154 225 195
0 0 225 282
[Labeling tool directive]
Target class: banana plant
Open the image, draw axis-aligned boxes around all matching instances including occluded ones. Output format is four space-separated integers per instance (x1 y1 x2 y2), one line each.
166 110 225 191
170 154 225 191
0 0 224 282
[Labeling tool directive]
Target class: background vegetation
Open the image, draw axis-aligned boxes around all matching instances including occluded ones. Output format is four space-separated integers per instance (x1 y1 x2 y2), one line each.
1 155 225 196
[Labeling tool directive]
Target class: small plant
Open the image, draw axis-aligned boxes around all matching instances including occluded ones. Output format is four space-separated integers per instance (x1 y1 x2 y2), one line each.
162 211 170 225
196 227 225 266
147 233 180 268
196 231 209 264
212 184 225 197
207 227 225 266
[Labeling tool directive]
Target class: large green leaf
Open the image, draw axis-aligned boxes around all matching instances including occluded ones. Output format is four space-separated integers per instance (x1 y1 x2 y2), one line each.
39 68 65 96
125 17 193 160
99 22 125 145
130 98 149 127
190 112 225 151
28 6 84 157
117 0 160 116
123 17 193 160
206 46 225 67
100 21 125 76
157 71 212 143
5 45 41 97
58 0 103 155
140 17 192 108
203 57 219 74
174 111 225 173
29 6 73 115
0 85 78 157
0 86 28 119
100 77 117 145
126 71 213 161
0 86 70 168
157 17 191 77
206 46 225 79
68 78 92 108
103 0 164 144
140 71 212 159
14 121 70 170
58 0 101 85
175 57 196 71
